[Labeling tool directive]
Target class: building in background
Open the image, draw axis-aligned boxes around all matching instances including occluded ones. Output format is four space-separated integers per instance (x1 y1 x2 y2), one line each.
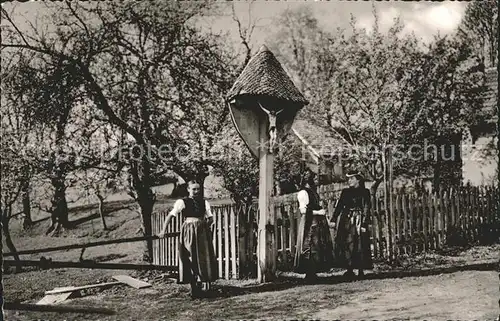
462 67 498 186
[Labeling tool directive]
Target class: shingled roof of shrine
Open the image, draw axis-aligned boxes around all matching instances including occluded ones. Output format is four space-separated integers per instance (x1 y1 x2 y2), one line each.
227 45 309 106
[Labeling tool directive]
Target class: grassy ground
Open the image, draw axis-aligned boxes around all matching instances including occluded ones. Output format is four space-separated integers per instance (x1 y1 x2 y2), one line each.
2 197 500 320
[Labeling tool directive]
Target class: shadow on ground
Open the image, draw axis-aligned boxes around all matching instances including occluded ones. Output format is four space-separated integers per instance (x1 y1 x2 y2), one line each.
69 205 134 227
205 260 499 299
30 205 134 227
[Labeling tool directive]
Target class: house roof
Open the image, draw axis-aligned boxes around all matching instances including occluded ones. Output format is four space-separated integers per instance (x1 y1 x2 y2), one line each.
226 45 309 106
291 118 346 161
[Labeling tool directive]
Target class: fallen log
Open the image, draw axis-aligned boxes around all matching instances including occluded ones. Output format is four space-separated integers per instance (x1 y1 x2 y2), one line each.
3 233 178 257
3 259 177 272
4 302 116 315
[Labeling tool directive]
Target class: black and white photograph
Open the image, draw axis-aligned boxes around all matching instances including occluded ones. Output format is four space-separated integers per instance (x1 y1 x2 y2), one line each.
1 0 499 320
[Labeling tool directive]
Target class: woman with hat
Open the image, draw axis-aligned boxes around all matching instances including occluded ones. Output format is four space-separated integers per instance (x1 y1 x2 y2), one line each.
294 169 334 281
329 170 373 278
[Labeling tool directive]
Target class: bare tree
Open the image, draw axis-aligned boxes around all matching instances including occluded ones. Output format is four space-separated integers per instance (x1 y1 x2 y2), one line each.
1 43 109 235
0 154 24 273
1 1 239 261
231 1 261 68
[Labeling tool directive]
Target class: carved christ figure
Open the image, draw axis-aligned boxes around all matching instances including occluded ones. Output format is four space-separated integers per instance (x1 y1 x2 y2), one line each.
257 101 284 152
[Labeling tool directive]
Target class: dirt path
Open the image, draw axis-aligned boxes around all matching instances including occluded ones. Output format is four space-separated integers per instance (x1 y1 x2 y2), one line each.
311 270 498 320
4 270 498 320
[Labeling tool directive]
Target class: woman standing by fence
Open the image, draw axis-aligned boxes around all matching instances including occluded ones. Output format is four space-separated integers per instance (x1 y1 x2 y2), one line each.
158 180 217 299
294 170 334 281
330 171 373 278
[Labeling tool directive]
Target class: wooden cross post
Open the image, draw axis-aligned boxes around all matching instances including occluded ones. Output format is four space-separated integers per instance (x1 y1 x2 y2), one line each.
226 45 308 283
257 118 276 283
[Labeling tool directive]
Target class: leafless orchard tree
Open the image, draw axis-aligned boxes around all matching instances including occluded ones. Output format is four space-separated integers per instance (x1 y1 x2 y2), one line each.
1 1 242 261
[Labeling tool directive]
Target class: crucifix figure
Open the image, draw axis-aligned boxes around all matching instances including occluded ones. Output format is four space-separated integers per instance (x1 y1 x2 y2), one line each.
258 101 284 153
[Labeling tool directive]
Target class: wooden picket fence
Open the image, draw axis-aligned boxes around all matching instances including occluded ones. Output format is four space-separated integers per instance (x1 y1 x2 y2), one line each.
152 184 499 279
152 204 247 279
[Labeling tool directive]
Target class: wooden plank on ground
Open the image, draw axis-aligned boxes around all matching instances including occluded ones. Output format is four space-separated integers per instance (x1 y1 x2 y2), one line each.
37 292 74 305
112 275 152 289
45 281 121 295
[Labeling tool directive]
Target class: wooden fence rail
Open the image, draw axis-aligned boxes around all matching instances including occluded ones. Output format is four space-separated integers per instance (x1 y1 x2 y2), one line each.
152 185 499 279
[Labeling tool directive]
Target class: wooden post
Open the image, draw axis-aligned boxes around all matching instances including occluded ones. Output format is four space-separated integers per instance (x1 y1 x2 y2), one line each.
226 46 307 281
257 121 276 283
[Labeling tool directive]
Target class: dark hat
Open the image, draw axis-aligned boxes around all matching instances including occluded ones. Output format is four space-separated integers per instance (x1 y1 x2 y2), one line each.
346 170 361 177
346 170 365 181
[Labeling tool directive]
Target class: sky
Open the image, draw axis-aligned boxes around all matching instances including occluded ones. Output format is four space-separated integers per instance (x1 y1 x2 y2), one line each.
3 0 467 50
204 1 467 52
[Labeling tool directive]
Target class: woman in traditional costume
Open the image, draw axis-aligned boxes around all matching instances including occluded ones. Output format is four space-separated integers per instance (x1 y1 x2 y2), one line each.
294 170 334 281
158 180 217 298
330 171 373 278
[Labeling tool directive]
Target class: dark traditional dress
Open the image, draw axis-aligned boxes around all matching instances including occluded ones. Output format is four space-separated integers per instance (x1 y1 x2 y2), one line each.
331 187 373 270
175 197 218 284
294 187 335 274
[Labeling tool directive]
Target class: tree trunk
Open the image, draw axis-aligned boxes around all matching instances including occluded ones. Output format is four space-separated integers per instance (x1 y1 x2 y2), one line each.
96 193 108 230
46 177 69 236
130 154 156 263
2 215 22 273
21 179 32 230
137 187 155 262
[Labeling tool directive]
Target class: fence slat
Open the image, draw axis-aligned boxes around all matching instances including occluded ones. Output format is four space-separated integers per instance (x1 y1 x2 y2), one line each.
224 207 230 279
289 203 297 259
486 187 492 225
249 204 256 276
464 188 469 241
217 206 223 278
280 206 286 264
450 188 456 230
377 196 385 258
420 192 426 251
230 206 237 279
370 193 379 259
441 189 448 247
473 187 479 241
237 206 247 279
402 192 409 255
409 193 416 255
153 214 158 265
432 192 438 250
